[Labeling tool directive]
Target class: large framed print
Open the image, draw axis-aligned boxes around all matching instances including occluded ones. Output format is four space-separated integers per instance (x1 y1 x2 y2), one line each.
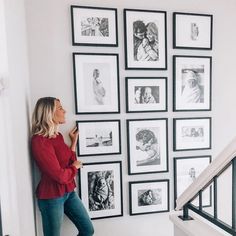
173 55 212 111
173 117 211 151
76 120 121 156
73 53 120 114
124 9 167 70
173 12 213 50
174 156 212 208
127 118 168 175
79 161 123 220
71 6 118 47
129 180 169 216
126 77 167 113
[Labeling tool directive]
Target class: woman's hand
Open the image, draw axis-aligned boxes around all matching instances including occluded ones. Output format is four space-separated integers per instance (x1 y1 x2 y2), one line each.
69 127 79 152
72 160 83 169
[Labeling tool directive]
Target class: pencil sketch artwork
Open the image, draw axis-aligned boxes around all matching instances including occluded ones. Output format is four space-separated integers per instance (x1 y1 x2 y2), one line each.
181 126 204 142
133 20 159 62
134 86 159 104
81 17 109 37
135 127 160 166
138 188 162 206
88 170 115 211
181 66 204 104
86 128 112 147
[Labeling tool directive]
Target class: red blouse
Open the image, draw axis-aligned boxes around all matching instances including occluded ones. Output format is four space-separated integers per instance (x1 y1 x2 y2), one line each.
31 133 78 199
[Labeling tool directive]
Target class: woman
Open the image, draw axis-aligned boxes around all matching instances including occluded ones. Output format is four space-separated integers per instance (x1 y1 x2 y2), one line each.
31 97 94 236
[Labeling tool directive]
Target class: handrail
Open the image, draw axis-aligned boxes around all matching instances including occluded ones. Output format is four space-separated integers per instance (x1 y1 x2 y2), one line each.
176 136 236 211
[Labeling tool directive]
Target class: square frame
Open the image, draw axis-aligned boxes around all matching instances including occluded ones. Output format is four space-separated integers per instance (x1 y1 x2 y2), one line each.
71 5 118 47
78 161 123 220
76 120 121 156
173 12 213 50
173 117 212 151
124 9 167 70
126 77 167 113
129 179 169 215
127 118 168 175
173 55 212 111
174 155 212 208
73 53 120 114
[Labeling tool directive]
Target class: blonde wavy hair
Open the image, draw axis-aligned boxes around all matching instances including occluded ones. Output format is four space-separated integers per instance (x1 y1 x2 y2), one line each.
31 97 59 138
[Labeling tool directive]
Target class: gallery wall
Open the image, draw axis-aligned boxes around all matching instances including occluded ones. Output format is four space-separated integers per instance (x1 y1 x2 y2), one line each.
25 0 236 235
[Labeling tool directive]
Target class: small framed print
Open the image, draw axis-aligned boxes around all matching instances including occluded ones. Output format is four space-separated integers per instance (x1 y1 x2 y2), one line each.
71 5 118 46
126 77 167 113
124 9 167 70
127 118 168 175
129 179 169 215
173 12 213 50
173 117 211 151
173 55 212 111
79 161 123 220
174 156 212 208
73 53 120 114
76 120 121 156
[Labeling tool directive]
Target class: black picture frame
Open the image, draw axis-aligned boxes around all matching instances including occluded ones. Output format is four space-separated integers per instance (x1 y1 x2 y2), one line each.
125 77 167 113
173 55 212 111
76 120 121 156
173 117 212 151
127 118 168 175
173 155 212 208
124 8 167 70
129 179 169 215
173 12 213 50
78 161 123 220
73 53 120 114
71 5 118 47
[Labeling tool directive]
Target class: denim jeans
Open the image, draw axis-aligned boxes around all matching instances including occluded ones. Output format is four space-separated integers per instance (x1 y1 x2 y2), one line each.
38 191 94 236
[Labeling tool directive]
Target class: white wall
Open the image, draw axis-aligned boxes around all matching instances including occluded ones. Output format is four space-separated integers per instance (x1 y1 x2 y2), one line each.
25 0 236 235
0 0 35 235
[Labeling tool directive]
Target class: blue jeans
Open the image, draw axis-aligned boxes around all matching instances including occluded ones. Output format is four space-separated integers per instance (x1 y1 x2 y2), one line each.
38 191 94 236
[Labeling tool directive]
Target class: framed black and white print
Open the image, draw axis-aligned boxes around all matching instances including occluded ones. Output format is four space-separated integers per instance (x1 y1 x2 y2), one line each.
129 180 169 215
127 118 168 175
71 6 118 46
173 117 211 151
173 55 212 111
173 12 213 50
126 77 167 113
174 156 212 208
79 161 123 220
73 53 120 114
76 120 121 156
124 9 167 70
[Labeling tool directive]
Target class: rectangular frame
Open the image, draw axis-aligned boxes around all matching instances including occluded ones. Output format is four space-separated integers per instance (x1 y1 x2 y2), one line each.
127 118 168 175
129 179 169 215
124 9 167 70
79 161 123 220
126 77 167 113
174 156 212 208
73 53 120 114
173 55 212 111
173 117 212 151
71 5 118 46
76 120 121 156
173 12 213 50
